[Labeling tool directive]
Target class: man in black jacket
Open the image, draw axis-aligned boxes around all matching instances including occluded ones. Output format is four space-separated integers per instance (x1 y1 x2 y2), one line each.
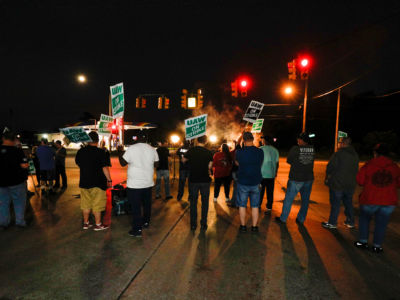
322 137 359 229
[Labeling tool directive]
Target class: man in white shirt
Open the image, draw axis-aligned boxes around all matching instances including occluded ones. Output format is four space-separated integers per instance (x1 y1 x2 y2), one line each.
117 133 159 237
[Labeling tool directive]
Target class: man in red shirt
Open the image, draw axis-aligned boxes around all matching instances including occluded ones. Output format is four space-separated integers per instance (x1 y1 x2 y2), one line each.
354 143 400 253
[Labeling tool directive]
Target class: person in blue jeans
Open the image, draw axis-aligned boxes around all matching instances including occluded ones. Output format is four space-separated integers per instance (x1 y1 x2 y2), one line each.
354 143 400 253
235 132 264 232
155 141 172 200
176 142 190 201
0 131 29 229
322 137 359 229
276 132 315 225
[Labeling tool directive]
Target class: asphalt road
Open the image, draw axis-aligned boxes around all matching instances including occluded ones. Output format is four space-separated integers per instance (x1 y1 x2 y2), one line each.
0 155 399 300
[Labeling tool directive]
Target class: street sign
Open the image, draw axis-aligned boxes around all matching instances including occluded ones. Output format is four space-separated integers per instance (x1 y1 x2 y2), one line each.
251 119 264 133
185 114 207 140
110 82 124 118
243 100 264 123
60 127 92 143
98 114 113 136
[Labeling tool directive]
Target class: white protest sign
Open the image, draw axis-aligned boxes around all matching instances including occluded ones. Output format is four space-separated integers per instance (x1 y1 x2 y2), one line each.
243 100 264 123
185 114 207 140
110 82 124 118
60 127 92 143
98 114 114 136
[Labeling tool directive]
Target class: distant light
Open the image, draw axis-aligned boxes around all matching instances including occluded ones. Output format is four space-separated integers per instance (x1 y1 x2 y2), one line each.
300 59 309 67
273 138 277 142
170 134 180 144
111 125 117 130
42 134 48 139
309 133 315 138
240 80 247 87
284 86 293 95
77 74 87 83
209 135 217 143
188 97 196 108
16 134 21 139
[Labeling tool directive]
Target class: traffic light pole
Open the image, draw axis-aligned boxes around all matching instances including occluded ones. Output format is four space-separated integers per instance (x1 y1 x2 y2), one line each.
334 88 341 152
302 78 308 132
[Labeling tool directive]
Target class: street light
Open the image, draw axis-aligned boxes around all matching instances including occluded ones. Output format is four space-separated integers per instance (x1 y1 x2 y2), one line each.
170 134 180 144
209 135 217 143
77 74 87 83
283 85 294 95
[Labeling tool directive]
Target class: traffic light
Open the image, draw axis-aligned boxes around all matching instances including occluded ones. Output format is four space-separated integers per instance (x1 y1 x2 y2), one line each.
158 97 163 109
298 57 311 80
231 81 238 98
141 98 146 108
135 97 140 108
288 60 297 80
110 121 118 134
181 89 188 108
240 80 248 97
197 89 203 108
164 97 170 109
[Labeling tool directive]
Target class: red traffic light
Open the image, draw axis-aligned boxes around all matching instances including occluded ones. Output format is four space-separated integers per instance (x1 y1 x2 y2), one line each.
300 59 309 67
240 80 247 87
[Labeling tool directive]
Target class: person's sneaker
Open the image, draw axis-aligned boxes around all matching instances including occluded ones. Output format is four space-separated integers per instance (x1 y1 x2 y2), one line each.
264 208 272 215
354 241 369 249
321 222 337 229
275 217 286 224
83 223 93 230
344 221 355 228
143 222 150 228
372 246 383 253
239 225 247 232
129 229 142 237
251 226 259 232
165 195 173 200
93 224 109 231
213 197 218 203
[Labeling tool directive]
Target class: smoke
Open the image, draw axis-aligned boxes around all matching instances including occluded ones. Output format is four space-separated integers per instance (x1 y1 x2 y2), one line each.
180 104 258 147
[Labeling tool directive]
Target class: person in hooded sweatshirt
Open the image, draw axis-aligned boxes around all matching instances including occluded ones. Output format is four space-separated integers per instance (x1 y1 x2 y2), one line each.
322 137 359 229
354 143 400 253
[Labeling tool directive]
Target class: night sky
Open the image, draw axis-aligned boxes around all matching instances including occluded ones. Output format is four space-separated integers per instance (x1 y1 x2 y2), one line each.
1 0 400 134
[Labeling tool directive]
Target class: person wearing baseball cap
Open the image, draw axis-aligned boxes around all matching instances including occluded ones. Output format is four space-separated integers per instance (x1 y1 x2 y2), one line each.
276 132 315 225
235 131 264 232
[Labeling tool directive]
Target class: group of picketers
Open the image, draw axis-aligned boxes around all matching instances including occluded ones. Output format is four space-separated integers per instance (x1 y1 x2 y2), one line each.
1 129 399 254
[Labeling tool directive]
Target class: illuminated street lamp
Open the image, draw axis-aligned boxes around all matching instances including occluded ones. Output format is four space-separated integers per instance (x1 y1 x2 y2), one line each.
77 74 87 83
170 134 180 144
283 85 294 95
209 135 217 143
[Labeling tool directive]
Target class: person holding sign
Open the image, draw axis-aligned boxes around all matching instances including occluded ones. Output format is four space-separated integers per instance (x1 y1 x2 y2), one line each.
235 132 264 232
117 132 159 238
182 135 213 231
75 132 112 231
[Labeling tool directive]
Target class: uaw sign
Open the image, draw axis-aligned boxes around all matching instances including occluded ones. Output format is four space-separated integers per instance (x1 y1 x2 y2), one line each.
60 127 92 143
251 119 264 133
243 100 264 123
185 114 207 140
98 114 114 136
110 82 124 118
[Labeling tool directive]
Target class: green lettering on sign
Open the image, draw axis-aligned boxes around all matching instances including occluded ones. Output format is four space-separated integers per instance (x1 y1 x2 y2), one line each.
185 114 208 140
110 82 124 118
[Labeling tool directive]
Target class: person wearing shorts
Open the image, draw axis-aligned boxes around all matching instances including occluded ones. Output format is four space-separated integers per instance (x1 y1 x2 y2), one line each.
235 132 264 232
75 131 112 231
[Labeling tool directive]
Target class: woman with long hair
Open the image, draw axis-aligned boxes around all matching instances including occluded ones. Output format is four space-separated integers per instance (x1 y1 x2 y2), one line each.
213 143 233 203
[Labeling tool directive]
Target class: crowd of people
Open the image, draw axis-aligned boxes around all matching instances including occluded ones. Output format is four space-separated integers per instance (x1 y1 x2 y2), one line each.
1 129 399 253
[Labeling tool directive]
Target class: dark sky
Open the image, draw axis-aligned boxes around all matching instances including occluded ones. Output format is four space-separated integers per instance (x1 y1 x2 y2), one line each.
1 0 400 131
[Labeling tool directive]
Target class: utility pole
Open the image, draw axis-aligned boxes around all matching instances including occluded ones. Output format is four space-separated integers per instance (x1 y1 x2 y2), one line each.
302 78 308 132
334 88 341 152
